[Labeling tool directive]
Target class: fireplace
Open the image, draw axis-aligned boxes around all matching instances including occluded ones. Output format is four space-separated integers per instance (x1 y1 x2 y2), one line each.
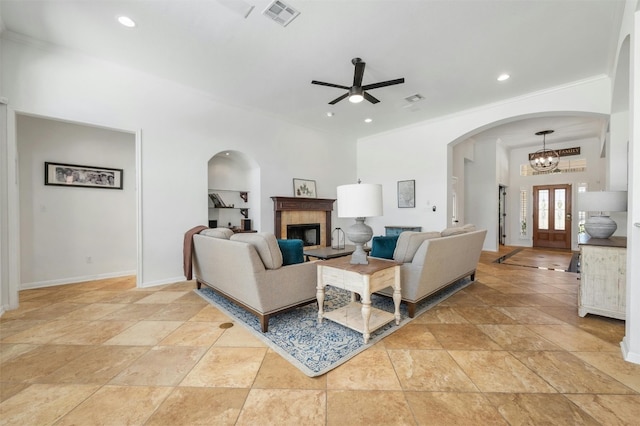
272 197 335 247
287 223 321 246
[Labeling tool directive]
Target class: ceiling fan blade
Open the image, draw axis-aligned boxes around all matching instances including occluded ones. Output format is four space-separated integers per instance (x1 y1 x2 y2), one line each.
362 78 405 91
353 60 365 87
364 92 380 104
328 93 349 105
311 80 350 90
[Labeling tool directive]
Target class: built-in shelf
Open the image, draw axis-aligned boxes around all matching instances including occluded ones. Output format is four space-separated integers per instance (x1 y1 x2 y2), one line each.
209 190 250 225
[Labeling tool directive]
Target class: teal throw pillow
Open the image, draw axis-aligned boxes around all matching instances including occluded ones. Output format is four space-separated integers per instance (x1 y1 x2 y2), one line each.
277 239 304 265
370 235 399 260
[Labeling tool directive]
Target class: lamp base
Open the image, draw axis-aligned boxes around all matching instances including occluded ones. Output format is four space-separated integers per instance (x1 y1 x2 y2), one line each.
584 216 617 239
345 217 373 265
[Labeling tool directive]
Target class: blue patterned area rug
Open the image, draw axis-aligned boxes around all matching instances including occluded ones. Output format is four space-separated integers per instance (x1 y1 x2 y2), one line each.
195 278 472 377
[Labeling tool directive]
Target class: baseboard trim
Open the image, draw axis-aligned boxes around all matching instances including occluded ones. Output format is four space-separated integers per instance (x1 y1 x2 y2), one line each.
621 337 640 364
20 270 137 290
139 276 188 288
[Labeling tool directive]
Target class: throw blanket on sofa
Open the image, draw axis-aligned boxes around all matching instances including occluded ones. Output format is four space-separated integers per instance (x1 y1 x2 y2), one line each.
183 225 209 280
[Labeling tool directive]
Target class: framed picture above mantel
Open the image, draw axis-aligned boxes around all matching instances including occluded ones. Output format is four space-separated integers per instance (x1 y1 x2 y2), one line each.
44 162 123 190
293 178 317 198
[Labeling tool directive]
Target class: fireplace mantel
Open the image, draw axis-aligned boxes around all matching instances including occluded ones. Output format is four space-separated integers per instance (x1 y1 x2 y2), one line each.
272 197 335 247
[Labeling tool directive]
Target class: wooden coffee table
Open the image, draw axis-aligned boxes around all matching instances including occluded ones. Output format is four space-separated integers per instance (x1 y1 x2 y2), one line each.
304 245 356 261
316 256 401 343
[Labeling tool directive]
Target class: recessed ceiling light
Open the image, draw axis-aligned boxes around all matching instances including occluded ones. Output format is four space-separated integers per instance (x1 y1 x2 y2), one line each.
117 16 136 28
364 118 372 123
326 112 334 117
497 73 510 82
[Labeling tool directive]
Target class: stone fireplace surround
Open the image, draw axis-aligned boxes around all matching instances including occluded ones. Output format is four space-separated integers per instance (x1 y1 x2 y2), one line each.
272 197 335 248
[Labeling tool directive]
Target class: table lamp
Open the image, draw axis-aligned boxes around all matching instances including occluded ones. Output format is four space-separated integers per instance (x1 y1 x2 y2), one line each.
337 182 383 264
577 191 627 239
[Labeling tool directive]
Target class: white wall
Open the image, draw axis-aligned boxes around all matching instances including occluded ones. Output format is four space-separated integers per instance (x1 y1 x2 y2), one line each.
451 139 475 226
357 77 612 250
621 2 640 364
1 36 355 287
0 101 10 312
609 110 630 191
466 138 498 250
497 140 510 187
17 115 137 287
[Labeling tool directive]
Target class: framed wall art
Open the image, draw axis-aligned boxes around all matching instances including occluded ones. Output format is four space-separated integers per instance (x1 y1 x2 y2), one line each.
293 178 317 198
44 162 123 190
398 179 415 208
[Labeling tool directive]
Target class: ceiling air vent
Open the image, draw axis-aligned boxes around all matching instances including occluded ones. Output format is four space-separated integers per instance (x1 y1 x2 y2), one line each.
263 0 300 27
404 93 425 103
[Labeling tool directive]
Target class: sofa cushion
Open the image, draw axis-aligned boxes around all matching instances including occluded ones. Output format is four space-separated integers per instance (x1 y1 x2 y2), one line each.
200 227 234 239
393 231 441 263
370 235 399 260
440 226 467 237
277 239 304 265
231 232 283 269
462 223 476 232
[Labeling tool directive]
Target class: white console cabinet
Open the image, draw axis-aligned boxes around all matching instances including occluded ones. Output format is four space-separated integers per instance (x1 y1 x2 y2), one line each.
578 236 626 320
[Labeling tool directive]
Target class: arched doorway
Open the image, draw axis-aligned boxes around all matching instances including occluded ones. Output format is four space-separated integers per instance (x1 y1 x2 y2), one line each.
449 113 608 251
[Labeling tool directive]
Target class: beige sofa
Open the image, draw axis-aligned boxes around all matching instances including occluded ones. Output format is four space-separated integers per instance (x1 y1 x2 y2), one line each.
376 226 487 317
192 230 318 332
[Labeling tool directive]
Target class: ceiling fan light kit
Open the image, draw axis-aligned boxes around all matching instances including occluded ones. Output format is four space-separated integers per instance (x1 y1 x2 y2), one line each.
529 130 560 172
348 87 364 103
312 57 405 105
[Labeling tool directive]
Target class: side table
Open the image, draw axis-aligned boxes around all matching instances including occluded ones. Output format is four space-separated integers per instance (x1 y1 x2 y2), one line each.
578 236 626 319
316 257 401 343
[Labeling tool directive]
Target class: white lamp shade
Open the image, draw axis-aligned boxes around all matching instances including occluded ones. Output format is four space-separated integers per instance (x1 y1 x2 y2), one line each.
577 191 627 213
337 183 383 218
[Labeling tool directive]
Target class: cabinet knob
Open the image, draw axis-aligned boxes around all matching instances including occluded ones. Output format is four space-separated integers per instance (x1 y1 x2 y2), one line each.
635 223 640 228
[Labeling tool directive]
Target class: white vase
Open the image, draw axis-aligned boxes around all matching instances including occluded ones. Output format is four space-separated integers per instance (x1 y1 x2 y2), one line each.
584 216 617 239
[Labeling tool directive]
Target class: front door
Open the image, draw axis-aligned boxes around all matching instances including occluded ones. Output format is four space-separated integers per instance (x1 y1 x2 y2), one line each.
533 184 572 249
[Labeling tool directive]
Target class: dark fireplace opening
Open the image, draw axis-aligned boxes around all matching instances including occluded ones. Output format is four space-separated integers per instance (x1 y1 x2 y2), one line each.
287 223 321 246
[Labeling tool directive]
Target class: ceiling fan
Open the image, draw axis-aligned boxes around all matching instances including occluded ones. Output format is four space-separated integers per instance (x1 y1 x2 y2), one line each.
311 58 405 105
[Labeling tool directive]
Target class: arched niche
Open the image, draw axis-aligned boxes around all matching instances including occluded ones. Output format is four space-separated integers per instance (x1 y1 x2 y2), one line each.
207 150 260 231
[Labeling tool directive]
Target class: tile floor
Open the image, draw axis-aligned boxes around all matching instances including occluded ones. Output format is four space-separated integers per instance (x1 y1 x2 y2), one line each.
1 247 639 425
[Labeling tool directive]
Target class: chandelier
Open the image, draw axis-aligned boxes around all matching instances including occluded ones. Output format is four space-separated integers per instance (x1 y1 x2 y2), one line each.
529 130 559 172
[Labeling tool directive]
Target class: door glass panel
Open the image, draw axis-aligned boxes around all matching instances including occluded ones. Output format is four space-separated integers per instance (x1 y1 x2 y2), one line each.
554 189 565 231
538 190 549 230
